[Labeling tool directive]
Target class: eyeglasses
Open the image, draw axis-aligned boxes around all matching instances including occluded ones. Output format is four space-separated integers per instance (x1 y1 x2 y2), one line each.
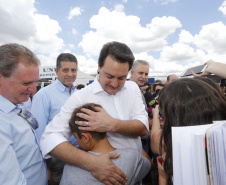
158 107 164 119
18 108 39 130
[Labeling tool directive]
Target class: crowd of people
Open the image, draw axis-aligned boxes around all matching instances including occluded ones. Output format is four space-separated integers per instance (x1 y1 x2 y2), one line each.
0 41 226 185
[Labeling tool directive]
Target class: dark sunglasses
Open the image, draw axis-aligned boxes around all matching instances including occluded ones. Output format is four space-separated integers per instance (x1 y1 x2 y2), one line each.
18 108 39 130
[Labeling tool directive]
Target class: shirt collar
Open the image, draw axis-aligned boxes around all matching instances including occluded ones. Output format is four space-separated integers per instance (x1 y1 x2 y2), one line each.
92 75 127 95
0 94 18 113
56 79 76 93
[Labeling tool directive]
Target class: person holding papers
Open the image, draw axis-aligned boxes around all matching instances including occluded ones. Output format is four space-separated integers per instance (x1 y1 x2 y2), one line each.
150 78 226 185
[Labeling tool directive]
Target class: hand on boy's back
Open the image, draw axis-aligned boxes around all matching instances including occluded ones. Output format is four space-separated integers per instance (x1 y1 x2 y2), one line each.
90 153 127 185
75 106 115 132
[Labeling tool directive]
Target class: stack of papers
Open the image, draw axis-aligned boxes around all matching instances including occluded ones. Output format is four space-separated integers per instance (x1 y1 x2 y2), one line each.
172 121 226 185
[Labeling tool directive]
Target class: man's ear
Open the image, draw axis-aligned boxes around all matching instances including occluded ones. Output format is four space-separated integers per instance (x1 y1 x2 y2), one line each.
55 68 59 76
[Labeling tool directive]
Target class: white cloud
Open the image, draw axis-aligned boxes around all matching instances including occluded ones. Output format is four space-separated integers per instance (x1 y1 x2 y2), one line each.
72 28 78 35
79 7 181 57
114 4 124 12
77 55 98 74
122 0 128 3
146 16 181 39
219 0 226 16
160 43 196 62
68 7 82 20
0 0 64 66
31 14 63 55
154 0 177 5
153 21 226 76
0 0 36 41
179 30 194 43
68 44 75 49
194 21 226 55
2 1 226 77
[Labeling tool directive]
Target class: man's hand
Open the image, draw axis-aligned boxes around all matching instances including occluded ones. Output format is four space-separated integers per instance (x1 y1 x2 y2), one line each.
75 106 115 132
89 153 127 185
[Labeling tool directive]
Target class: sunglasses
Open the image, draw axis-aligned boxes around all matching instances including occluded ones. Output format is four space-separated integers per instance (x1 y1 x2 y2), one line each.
18 108 39 130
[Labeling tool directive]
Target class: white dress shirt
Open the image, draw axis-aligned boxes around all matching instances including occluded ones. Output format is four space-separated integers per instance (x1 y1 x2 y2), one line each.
40 76 149 158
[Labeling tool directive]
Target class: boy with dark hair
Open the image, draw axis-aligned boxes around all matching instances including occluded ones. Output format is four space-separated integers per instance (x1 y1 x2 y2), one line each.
60 103 151 185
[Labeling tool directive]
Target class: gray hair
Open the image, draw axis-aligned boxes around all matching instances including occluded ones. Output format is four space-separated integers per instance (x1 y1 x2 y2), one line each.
131 60 149 72
0 43 40 77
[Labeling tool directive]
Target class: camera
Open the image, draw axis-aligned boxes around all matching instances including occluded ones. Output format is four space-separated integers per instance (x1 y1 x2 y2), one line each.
144 92 159 108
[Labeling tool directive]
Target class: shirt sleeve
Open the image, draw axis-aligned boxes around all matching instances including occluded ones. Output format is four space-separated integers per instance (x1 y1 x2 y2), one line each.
0 123 27 185
130 82 149 130
31 90 50 143
40 92 80 158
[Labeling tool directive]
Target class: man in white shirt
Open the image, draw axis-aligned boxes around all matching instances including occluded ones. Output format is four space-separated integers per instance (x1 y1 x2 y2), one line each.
40 41 149 185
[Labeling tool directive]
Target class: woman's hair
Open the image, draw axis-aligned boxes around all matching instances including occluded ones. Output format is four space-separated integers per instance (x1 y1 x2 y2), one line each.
158 78 226 185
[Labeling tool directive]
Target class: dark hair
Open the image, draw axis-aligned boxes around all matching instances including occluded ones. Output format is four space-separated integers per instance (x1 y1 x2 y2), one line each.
194 76 221 90
158 78 226 185
153 80 164 92
98 41 135 70
166 75 170 82
69 103 106 141
0 43 40 77
56 53 77 70
76 84 85 90
219 79 226 96
220 79 226 87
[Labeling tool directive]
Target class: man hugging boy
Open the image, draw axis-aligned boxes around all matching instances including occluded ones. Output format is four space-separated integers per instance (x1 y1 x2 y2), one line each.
60 103 151 185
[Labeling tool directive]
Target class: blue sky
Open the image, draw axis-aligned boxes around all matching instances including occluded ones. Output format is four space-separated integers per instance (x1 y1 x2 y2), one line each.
0 0 226 77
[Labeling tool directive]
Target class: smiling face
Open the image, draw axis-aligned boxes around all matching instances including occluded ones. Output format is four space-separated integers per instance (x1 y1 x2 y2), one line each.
98 55 130 95
130 63 149 87
0 62 39 104
55 61 77 90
